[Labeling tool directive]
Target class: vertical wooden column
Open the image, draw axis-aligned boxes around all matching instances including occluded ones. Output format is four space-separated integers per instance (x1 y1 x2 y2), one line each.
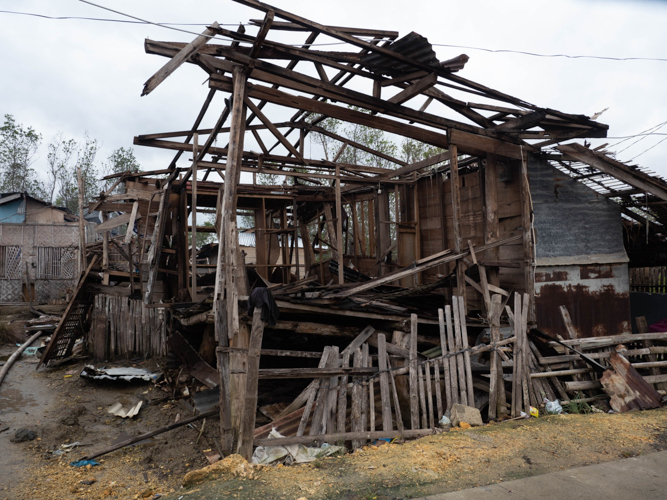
102 212 109 286
191 133 198 298
335 165 344 284
449 144 466 311
237 308 264 460
178 188 189 301
487 294 503 420
519 153 535 323
213 64 248 452
76 167 86 275
409 313 420 429
374 188 390 277
484 153 500 288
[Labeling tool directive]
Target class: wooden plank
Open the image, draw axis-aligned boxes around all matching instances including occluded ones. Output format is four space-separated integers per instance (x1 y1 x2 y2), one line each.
244 96 306 162
452 296 468 406
336 350 351 434
425 361 435 428
365 344 374 433
142 22 219 96
386 349 404 433
418 362 428 428
351 347 363 448
433 358 443 420
409 314 420 430
487 294 503 420
445 305 459 407
330 235 522 298
377 333 393 431
123 203 140 244
325 347 340 436
521 293 531 413
237 308 265 460
438 308 453 411
336 165 344 284
297 347 331 436
341 325 375 356
96 213 134 233
450 146 466 309
387 73 437 105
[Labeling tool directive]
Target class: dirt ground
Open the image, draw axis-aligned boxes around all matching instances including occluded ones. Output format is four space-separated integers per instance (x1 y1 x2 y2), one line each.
0 313 219 500
3 312 667 500
166 409 667 500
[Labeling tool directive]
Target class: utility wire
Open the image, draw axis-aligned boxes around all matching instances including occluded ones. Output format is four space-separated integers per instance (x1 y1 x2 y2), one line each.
628 136 667 162
431 43 667 63
0 10 243 25
3 7 667 61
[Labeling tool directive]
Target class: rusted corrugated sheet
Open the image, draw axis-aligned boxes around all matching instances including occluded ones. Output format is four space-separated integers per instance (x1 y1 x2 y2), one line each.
361 32 439 77
535 263 630 338
601 352 662 412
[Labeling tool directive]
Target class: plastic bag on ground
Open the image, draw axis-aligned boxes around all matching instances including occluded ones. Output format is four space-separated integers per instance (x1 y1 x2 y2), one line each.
544 399 563 415
251 429 344 465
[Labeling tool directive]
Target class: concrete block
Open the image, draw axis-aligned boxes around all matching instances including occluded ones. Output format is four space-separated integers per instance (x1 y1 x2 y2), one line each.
451 404 483 427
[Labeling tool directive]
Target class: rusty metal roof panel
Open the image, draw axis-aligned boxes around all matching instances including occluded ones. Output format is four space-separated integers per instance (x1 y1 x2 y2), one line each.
361 32 440 77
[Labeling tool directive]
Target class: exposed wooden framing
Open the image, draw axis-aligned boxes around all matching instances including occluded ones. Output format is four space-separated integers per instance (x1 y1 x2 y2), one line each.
191 133 199 298
330 234 521 298
449 145 466 309
388 73 437 105
142 22 219 96
336 165 344 284
244 96 307 163
519 152 535 322
409 314 419 430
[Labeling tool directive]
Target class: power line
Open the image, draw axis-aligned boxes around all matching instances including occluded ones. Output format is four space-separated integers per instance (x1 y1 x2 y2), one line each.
431 43 667 63
3 6 667 61
628 136 667 162
0 10 242 26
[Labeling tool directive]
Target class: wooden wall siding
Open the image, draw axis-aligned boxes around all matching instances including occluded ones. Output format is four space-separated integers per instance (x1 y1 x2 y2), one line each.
630 267 667 294
92 294 167 360
418 175 447 284
411 163 526 309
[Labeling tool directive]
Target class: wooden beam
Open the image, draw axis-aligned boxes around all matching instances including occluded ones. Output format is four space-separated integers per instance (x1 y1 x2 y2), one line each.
142 22 219 96
387 73 437 105
330 235 522 299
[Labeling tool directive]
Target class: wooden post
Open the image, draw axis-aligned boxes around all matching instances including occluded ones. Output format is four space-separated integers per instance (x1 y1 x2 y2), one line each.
76 167 86 275
511 292 522 417
487 294 503 420
484 154 500 288
237 308 264 460
377 333 393 431
409 313 420 430
520 152 535 323
191 133 198 298
458 295 475 404
438 308 453 411
445 304 459 406
449 144 466 312
213 64 248 449
102 212 109 286
452 296 468 406
336 164 344 284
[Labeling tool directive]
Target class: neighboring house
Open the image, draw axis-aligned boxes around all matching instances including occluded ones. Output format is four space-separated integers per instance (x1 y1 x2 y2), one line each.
0 193 79 303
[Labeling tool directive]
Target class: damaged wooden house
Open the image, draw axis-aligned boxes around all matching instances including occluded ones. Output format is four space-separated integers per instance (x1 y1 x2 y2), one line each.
38 0 667 462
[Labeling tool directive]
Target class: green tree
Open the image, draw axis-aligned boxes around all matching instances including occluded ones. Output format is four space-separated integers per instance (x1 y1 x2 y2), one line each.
55 134 99 213
400 137 446 165
101 147 141 193
45 134 77 204
0 114 44 198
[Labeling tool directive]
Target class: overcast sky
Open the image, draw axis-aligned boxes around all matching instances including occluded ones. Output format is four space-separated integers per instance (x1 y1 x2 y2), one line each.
1 0 666 185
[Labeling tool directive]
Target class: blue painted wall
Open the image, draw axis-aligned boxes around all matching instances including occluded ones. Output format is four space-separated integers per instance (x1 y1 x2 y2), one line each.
0 198 25 224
